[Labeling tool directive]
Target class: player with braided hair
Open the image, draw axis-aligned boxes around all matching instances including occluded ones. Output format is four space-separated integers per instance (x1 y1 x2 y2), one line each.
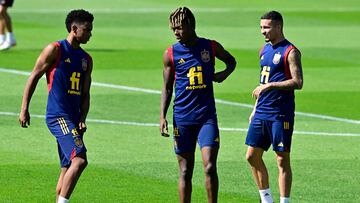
160 7 236 203
169 7 195 30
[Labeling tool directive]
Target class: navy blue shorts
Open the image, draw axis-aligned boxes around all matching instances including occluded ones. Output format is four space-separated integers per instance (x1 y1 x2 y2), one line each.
46 117 87 167
173 117 220 154
0 0 14 7
245 118 293 152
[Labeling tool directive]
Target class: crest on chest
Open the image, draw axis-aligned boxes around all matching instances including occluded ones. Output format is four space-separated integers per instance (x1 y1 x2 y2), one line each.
201 49 210 63
81 58 88 71
272 52 282 65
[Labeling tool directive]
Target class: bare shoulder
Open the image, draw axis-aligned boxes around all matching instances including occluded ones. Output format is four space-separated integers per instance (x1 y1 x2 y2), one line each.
288 48 301 63
213 40 225 52
163 48 172 66
44 42 60 54
39 43 60 62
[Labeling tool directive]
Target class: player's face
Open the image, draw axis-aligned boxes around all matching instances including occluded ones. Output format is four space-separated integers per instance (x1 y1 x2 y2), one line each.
260 19 278 43
171 24 193 43
74 22 93 44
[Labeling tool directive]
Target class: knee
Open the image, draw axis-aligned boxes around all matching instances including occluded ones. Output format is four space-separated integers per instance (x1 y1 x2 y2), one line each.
246 152 258 165
276 155 290 170
79 158 88 170
179 167 193 181
204 162 217 177
73 158 88 171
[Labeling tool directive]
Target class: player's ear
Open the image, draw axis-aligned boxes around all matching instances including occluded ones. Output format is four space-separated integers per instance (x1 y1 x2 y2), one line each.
71 24 78 33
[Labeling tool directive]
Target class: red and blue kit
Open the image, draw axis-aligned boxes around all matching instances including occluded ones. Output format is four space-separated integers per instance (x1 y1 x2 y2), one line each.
168 37 219 154
46 39 91 167
246 39 299 152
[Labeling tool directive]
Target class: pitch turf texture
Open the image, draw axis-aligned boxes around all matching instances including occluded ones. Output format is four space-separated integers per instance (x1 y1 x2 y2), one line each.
0 0 359 202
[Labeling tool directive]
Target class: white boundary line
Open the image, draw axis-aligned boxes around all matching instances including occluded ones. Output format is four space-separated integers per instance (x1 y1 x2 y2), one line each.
3 112 359 137
10 8 360 14
1 67 359 125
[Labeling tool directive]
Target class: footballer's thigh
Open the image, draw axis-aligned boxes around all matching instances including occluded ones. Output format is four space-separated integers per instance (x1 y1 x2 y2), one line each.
245 118 272 151
47 117 87 167
198 117 220 150
197 117 220 172
271 120 294 152
173 121 200 155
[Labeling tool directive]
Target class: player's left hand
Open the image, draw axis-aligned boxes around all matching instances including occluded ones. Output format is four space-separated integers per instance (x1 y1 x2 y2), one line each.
213 72 226 83
79 122 87 134
252 83 271 99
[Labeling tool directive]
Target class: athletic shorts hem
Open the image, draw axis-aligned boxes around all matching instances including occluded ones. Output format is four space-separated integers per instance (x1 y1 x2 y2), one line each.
199 143 219 149
245 142 269 151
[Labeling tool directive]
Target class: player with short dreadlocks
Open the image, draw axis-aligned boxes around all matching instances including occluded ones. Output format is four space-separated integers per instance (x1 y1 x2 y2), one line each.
169 7 195 30
160 7 236 203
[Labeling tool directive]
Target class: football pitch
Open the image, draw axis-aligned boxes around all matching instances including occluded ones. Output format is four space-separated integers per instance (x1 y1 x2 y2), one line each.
0 0 359 202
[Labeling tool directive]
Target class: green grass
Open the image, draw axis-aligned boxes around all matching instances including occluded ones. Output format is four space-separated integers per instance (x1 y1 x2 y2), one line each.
0 0 359 202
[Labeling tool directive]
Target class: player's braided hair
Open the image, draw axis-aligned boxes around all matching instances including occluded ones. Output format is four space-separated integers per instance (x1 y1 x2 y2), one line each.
169 7 195 30
65 9 94 33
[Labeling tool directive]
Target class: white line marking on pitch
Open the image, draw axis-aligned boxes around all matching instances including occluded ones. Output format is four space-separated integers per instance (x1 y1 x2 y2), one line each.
1 67 359 125
11 8 360 14
2 112 359 137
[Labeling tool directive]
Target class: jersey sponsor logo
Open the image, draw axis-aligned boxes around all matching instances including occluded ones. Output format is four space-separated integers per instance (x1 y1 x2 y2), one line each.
273 52 281 64
71 128 79 136
201 49 210 63
69 72 81 95
65 58 71 63
178 58 185 64
186 66 207 90
260 66 271 84
82 58 88 71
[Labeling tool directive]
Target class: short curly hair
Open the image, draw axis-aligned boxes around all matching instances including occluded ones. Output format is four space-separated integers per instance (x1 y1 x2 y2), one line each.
65 9 94 33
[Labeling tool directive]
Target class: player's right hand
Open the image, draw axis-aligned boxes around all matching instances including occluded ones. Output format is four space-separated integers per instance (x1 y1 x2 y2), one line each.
19 110 30 128
78 122 87 134
160 118 169 137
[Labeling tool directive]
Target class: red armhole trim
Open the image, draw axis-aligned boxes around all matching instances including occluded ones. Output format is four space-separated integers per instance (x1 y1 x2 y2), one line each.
211 40 216 65
167 47 176 83
283 45 295 79
47 42 61 92
86 53 93 71
167 46 175 73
